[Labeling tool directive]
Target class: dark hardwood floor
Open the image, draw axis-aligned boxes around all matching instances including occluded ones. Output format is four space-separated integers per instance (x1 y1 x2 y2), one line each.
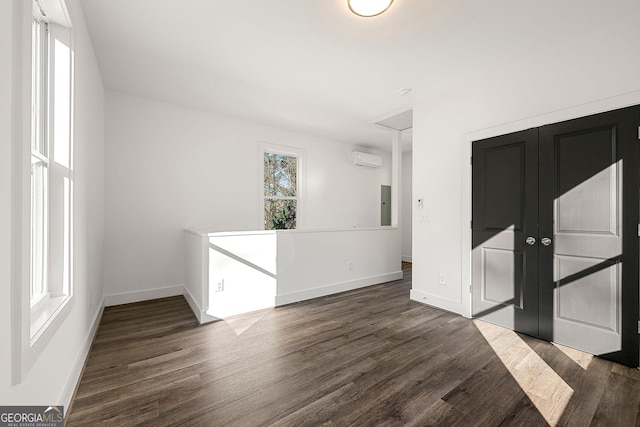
67 263 640 426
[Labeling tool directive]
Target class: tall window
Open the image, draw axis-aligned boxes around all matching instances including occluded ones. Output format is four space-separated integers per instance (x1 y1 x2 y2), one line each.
30 16 48 305
29 0 73 339
263 152 298 229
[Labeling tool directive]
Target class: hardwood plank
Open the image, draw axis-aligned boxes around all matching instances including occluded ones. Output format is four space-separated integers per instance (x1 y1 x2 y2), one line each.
591 370 640 426
66 263 640 426
405 399 465 427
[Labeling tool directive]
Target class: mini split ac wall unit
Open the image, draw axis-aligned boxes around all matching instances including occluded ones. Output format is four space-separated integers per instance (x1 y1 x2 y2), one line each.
352 151 382 168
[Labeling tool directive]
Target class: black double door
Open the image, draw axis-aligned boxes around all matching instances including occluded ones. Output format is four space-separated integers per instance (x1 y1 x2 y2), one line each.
472 105 639 367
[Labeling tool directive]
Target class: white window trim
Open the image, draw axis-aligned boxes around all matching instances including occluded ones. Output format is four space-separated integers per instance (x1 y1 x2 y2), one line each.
259 142 307 230
30 9 48 306
11 0 74 384
30 6 75 339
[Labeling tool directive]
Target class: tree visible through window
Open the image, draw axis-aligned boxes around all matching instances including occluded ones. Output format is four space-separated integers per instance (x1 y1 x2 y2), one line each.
264 152 297 229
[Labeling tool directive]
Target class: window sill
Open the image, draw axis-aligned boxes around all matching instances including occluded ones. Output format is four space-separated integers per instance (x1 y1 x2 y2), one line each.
30 294 70 344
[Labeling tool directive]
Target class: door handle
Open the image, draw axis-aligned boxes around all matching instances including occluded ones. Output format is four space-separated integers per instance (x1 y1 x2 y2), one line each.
525 236 536 246
541 237 552 246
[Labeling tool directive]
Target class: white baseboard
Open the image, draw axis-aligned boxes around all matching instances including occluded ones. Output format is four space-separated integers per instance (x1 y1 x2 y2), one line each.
102 271 408 320
275 271 403 306
410 289 469 317
59 296 105 411
182 286 203 322
182 285 218 325
402 255 412 263
104 285 183 307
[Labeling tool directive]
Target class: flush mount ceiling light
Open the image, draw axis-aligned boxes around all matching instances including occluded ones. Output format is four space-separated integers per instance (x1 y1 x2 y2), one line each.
348 0 394 17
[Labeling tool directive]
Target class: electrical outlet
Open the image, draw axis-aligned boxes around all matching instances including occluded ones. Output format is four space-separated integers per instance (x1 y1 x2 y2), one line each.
216 279 224 292
347 261 354 271
439 273 446 285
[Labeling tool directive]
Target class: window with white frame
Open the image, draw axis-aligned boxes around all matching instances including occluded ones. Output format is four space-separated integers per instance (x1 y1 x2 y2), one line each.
262 146 305 230
30 11 48 307
29 0 73 340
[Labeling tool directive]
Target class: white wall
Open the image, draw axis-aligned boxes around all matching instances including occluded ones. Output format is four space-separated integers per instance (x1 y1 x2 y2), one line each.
276 228 401 305
184 227 402 322
208 231 277 318
1 0 105 407
0 0 15 403
411 6 640 316
401 151 412 262
103 91 392 299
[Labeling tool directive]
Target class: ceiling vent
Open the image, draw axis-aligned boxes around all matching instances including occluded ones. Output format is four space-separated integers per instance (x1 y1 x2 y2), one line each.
352 151 382 168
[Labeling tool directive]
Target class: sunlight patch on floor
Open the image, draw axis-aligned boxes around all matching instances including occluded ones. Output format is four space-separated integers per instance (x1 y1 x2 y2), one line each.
552 342 594 370
474 320 573 426
222 309 271 336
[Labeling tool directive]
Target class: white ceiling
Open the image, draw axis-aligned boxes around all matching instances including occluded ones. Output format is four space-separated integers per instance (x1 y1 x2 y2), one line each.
78 0 638 150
